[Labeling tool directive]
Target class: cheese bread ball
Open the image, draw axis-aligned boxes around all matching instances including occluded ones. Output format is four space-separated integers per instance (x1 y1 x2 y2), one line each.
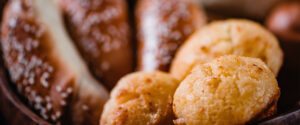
173 55 280 125
170 19 283 81
100 71 179 125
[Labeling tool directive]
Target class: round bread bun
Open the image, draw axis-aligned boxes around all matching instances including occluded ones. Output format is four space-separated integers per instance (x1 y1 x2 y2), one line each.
173 55 280 125
170 19 283 81
100 71 179 125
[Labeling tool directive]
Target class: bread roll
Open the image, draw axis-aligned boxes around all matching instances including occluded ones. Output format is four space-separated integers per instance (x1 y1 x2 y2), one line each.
171 19 283 81
100 71 179 125
58 0 133 89
1 0 109 124
173 55 280 125
136 0 206 71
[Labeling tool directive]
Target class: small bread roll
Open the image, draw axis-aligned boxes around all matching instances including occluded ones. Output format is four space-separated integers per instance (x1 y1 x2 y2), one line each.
136 0 206 71
170 19 283 81
173 55 280 125
100 71 179 125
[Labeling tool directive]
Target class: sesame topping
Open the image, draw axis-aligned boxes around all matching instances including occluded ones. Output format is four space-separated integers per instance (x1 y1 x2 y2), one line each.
25 86 31 92
1 1 68 123
81 104 89 111
8 18 17 27
42 113 49 120
51 115 57 121
60 100 66 106
138 0 198 70
40 72 50 88
101 61 110 71
61 92 67 98
55 111 61 118
34 103 42 110
64 0 131 75
45 96 51 102
56 86 62 92
46 103 52 110
66 87 72 94
35 96 42 103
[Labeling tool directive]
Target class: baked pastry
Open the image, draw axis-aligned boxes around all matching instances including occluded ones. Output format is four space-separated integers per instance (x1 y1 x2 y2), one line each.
173 55 280 125
136 0 206 71
170 19 283 81
100 71 179 125
1 0 109 124
58 0 133 89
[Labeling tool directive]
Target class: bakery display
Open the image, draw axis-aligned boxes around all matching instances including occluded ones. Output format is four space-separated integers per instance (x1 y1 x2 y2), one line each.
58 0 133 89
136 0 206 71
1 0 109 124
173 55 280 125
100 71 179 125
170 19 283 81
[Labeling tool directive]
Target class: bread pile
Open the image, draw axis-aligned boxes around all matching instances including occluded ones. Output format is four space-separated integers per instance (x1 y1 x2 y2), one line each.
0 0 283 125
100 19 282 125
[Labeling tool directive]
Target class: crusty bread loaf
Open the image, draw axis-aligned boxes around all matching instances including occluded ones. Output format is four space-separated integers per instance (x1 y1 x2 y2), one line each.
136 0 206 71
173 55 280 125
100 71 179 125
1 0 109 124
171 19 283 81
58 0 134 89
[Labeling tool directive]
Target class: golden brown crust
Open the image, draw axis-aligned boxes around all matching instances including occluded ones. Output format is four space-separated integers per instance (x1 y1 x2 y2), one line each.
248 95 279 124
173 55 280 125
100 71 179 125
136 0 206 71
59 0 133 89
1 0 109 124
170 19 283 81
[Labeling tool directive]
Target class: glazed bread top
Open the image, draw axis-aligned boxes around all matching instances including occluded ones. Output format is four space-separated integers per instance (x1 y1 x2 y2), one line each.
136 0 206 71
173 55 280 125
1 0 108 124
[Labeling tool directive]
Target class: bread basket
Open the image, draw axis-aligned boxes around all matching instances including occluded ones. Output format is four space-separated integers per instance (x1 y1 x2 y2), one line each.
0 0 299 124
